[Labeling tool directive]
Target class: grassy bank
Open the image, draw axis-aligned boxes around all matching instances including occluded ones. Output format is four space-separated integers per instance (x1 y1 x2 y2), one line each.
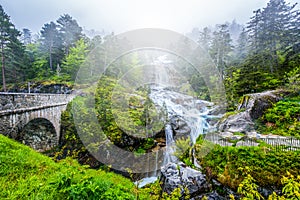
0 134 135 200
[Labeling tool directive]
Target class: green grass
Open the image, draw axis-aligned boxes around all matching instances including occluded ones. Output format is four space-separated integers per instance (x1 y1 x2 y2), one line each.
0 134 135 200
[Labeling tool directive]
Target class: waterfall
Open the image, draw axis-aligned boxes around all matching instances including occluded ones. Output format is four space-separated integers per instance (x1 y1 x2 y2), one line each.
135 55 215 187
163 124 177 165
149 87 213 163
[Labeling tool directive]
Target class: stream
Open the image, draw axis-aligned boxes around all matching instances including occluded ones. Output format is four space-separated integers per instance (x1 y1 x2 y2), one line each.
136 85 216 187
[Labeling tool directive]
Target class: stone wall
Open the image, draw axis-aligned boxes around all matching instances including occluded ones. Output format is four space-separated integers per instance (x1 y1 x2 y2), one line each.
0 93 72 111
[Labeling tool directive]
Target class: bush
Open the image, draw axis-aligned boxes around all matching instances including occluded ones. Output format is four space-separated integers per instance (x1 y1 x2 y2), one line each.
198 144 300 190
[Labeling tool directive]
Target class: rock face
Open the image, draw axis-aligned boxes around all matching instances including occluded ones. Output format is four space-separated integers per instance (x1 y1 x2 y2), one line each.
170 115 191 139
20 118 57 152
238 90 289 119
160 162 211 197
218 90 289 136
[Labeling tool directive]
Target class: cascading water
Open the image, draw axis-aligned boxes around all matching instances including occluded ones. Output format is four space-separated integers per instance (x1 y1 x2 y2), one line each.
149 86 213 163
163 123 177 164
136 55 216 187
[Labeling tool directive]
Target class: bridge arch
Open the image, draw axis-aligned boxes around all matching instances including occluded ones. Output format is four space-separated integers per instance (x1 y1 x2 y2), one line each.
19 118 57 152
0 93 74 151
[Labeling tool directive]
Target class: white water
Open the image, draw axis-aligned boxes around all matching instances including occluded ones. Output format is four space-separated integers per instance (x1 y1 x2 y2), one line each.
149 86 213 164
136 56 215 187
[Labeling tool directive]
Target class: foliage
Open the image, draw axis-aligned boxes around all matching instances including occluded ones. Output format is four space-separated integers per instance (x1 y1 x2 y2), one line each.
56 14 83 55
61 38 89 81
285 66 300 92
95 75 164 151
0 5 26 91
174 137 193 166
138 180 190 200
237 167 263 200
199 144 300 190
0 134 136 199
280 171 300 199
40 21 63 71
259 96 300 137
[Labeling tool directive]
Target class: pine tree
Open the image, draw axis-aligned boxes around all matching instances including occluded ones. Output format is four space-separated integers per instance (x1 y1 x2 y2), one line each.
235 28 249 61
0 5 24 91
210 24 233 79
21 28 32 45
57 14 83 55
40 21 63 72
198 27 211 51
247 0 299 72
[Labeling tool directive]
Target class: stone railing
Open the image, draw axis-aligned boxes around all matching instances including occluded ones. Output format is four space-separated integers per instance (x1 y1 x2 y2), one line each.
0 93 73 111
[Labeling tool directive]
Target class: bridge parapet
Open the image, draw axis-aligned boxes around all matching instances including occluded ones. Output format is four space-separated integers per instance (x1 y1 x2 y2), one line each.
0 93 74 111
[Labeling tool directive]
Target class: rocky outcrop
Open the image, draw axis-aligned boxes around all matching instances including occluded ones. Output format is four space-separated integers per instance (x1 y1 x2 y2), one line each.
238 89 289 119
170 115 191 139
218 90 289 136
160 162 211 197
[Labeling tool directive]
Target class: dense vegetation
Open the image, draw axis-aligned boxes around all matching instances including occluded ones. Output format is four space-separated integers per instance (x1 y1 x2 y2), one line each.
0 134 192 199
0 0 300 199
197 143 300 190
257 96 300 137
194 141 300 199
0 0 299 107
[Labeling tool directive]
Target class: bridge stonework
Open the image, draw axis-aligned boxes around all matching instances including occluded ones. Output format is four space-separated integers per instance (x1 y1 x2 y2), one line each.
0 93 73 151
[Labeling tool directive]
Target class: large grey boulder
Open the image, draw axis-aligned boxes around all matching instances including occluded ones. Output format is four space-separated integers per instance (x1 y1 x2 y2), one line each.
218 90 289 136
160 162 211 197
170 115 191 139
238 90 289 119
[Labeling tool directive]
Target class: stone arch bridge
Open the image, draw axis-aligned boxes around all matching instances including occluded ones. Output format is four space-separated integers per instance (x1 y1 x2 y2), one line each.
0 93 74 151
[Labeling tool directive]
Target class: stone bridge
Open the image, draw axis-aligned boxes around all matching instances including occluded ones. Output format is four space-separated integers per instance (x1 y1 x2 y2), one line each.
0 93 74 151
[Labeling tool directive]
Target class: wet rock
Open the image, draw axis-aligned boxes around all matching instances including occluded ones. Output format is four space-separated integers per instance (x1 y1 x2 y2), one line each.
218 112 255 133
258 187 273 199
191 191 226 200
238 90 289 119
219 132 234 138
160 162 211 197
170 116 191 139
218 90 289 135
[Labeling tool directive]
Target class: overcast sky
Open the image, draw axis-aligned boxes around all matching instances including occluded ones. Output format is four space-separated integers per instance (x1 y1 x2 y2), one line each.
1 0 299 35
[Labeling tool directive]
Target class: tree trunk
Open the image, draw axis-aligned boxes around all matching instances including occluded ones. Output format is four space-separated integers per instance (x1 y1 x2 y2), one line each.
49 44 53 71
1 43 6 92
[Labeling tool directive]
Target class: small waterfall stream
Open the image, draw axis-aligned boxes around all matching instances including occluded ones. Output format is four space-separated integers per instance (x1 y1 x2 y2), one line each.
149 86 213 163
136 86 215 187
136 55 216 187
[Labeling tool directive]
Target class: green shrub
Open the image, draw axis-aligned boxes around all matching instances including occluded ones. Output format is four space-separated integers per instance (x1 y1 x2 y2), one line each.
199 144 300 190
259 97 300 137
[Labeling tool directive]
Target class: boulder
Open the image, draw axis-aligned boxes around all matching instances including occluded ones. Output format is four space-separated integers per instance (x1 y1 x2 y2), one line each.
238 90 289 119
160 162 211 197
218 90 289 135
170 116 191 139
218 112 255 133
191 191 226 200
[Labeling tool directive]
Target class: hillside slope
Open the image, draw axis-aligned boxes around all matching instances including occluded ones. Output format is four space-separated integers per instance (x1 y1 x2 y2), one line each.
0 135 135 200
